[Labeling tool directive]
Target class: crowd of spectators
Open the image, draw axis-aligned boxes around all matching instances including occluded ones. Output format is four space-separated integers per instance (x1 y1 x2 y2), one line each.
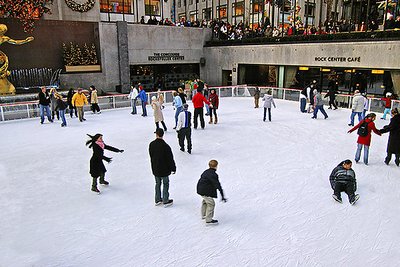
139 13 400 41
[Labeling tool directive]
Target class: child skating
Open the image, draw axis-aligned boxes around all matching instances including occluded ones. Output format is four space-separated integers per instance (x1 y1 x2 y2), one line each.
196 160 227 225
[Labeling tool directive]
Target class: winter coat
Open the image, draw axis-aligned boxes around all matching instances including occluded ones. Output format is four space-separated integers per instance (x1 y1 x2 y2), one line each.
173 95 183 108
152 101 164 123
208 92 219 109
50 93 57 112
56 98 67 110
38 91 50 106
314 92 324 106
90 143 121 178
197 168 224 198
349 117 381 146
72 93 88 107
129 88 138 99
379 114 400 154
324 90 336 100
262 94 276 108
192 92 210 108
149 138 176 177
381 97 392 108
179 93 187 104
351 93 365 112
90 90 99 104
138 90 148 103
67 90 75 108
329 161 357 191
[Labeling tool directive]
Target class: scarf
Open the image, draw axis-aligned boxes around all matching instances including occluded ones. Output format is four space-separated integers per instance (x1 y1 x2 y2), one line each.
95 140 105 150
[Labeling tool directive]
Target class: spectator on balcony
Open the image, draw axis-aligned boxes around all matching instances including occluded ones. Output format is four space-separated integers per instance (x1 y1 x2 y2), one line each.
385 14 396 29
272 27 280 37
359 21 366 32
264 25 273 37
394 16 400 29
140 16 145 24
369 20 379 31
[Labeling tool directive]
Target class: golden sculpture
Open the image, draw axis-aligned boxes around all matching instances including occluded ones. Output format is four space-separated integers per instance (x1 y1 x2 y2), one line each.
0 24 34 95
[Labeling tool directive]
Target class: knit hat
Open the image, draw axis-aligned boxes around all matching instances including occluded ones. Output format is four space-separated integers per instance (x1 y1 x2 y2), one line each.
386 92 392 97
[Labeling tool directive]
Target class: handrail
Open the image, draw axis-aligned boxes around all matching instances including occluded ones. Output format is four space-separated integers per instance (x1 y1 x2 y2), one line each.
0 86 398 122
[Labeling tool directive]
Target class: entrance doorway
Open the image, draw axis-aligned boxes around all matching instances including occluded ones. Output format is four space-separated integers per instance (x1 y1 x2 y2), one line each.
222 70 232 86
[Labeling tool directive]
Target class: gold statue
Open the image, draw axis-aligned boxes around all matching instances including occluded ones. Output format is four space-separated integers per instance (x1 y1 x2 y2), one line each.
0 24 34 95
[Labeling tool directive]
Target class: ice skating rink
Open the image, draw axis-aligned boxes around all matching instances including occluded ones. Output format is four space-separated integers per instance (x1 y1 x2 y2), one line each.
1 97 399 266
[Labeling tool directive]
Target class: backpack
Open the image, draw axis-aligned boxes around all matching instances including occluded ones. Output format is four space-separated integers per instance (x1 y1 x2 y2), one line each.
357 120 370 137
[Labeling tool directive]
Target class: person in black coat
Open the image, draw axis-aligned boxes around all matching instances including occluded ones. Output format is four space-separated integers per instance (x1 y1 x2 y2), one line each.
196 160 227 225
149 128 176 206
324 82 338 110
86 134 124 193
329 159 359 205
67 88 77 118
379 108 400 166
38 87 53 124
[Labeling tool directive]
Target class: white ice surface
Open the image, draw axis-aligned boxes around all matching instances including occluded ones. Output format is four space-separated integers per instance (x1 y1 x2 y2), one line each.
1 98 399 267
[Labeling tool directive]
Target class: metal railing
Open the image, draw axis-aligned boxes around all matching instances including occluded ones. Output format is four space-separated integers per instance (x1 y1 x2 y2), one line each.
1 86 399 122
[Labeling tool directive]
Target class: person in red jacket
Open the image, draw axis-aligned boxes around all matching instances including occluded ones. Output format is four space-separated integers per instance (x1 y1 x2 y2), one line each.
348 113 381 165
380 92 392 120
192 89 210 129
208 89 219 124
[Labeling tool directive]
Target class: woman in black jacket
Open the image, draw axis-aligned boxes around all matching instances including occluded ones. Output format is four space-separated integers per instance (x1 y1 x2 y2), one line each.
380 108 400 166
67 88 77 118
86 134 124 193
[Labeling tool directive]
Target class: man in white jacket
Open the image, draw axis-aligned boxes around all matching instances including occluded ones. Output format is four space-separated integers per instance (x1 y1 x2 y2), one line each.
129 85 139 114
348 90 365 126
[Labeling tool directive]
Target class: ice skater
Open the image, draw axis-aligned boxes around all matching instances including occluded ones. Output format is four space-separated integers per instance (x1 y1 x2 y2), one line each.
86 134 124 193
176 103 192 154
172 91 183 129
38 86 53 124
348 90 365 126
208 89 219 124
90 85 101 114
149 128 176 207
348 113 381 165
55 93 67 127
151 95 167 133
262 90 276 122
196 160 227 225
379 108 400 166
380 92 392 120
311 89 328 119
138 86 148 117
329 159 359 205
129 85 139 114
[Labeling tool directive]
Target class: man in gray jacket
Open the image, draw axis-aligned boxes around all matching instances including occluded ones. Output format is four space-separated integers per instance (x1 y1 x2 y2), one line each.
349 90 365 126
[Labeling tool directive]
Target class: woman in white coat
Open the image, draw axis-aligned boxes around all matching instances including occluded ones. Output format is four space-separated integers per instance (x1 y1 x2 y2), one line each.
262 90 276 122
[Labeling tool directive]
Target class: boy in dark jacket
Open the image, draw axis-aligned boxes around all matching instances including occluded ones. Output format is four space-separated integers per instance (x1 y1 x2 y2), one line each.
196 160 227 225
329 159 359 205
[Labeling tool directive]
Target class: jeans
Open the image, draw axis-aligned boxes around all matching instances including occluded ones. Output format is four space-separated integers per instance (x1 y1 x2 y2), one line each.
155 176 169 203
312 105 328 119
174 106 183 127
382 108 391 119
39 104 52 123
141 101 147 116
205 104 210 115
350 111 363 125
263 108 271 121
59 109 67 126
130 98 137 114
355 143 369 164
300 98 307 113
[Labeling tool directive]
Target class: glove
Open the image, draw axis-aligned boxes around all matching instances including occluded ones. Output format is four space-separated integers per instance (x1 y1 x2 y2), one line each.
221 198 228 203
347 130 351 133
171 171 176 175
119 149 124 153
105 157 112 163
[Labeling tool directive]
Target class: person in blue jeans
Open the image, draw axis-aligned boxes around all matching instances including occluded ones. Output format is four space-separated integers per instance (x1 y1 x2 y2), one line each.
55 93 67 127
348 113 381 165
348 90 365 126
172 91 183 129
149 128 176 207
38 87 53 124
138 86 148 117
311 89 328 119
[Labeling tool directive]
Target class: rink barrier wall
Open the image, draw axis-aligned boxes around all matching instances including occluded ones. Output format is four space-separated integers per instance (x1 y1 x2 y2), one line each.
0 86 399 122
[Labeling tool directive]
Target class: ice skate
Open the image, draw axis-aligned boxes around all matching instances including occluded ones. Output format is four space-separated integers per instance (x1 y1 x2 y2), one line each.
163 199 173 208
155 201 163 206
206 219 219 226
350 194 360 205
91 187 101 194
99 180 109 186
332 194 342 203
